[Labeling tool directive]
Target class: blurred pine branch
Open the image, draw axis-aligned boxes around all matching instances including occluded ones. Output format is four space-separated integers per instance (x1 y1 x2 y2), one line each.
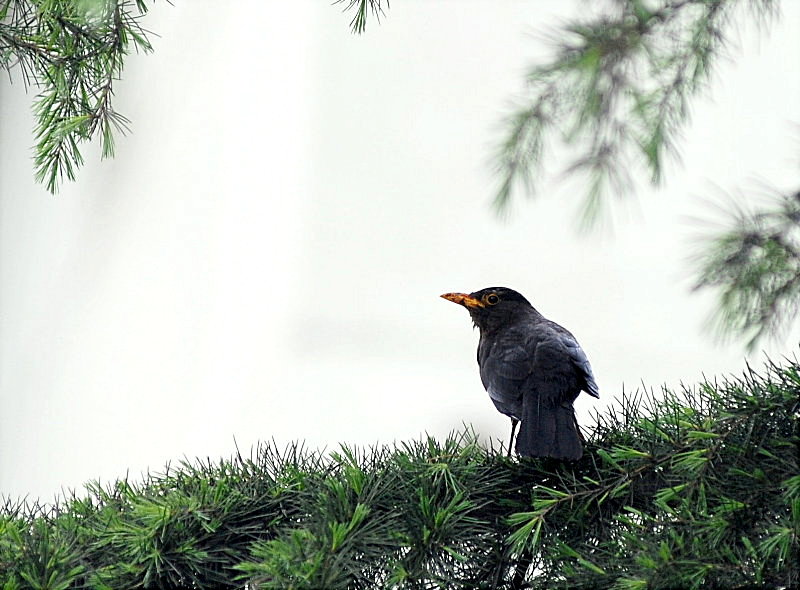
491 0 780 219
488 0 798 349
693 189 800 351
2 356 798 588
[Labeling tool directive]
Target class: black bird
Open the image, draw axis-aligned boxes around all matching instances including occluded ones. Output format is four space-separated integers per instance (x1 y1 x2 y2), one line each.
441 287 599 460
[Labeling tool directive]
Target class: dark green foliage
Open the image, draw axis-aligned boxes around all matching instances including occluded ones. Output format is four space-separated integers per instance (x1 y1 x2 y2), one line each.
507 358 799 589
2 356 798 588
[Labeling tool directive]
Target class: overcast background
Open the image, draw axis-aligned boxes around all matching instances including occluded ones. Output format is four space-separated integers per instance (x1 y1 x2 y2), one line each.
2 1 798 501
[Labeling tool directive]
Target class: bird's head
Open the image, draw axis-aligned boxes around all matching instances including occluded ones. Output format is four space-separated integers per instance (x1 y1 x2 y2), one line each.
440 287 536 332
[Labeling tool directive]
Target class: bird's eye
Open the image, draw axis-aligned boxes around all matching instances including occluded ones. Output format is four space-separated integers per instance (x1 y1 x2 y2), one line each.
485 293 500 305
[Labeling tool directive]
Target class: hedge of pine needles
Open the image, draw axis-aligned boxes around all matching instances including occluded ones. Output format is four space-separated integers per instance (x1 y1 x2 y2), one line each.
1 357 798 589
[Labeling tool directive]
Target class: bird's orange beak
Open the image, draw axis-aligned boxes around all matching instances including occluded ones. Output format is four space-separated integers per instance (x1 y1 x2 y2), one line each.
440 292 485 309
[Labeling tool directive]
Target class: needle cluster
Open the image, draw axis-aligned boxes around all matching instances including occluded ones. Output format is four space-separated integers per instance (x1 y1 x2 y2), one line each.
1 0 154 192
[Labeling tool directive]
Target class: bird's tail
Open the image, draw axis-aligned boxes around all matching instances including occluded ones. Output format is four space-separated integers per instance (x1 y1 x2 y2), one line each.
515 402 583 460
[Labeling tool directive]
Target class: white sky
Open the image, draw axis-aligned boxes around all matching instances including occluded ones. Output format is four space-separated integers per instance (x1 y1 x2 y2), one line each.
1 1 799 501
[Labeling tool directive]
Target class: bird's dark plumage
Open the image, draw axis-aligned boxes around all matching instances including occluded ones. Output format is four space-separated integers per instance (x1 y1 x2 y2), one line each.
442 287 599 460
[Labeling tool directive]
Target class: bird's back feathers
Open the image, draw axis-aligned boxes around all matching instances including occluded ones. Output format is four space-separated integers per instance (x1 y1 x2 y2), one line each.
477 307 598 459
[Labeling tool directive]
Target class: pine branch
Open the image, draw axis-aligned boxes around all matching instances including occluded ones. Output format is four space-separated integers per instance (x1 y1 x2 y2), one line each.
334 0 389 34
1 0 156 193
1 356 798 588
693 188 800 350
493 0 779 224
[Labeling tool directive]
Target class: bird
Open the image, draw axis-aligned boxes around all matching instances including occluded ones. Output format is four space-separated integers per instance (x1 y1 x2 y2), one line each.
441 287 599 460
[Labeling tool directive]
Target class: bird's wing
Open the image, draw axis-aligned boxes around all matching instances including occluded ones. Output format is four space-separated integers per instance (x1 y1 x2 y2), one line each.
540 321 600 399
571 340 600 398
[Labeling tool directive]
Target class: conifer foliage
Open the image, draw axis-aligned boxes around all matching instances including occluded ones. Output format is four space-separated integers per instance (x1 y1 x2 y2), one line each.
1 357 798 589
0 0 154 192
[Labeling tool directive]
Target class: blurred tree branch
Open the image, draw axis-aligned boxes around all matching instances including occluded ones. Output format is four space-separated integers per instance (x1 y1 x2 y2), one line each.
487 0 799 348
694 188 800 350
0 0 155 193
493 0 779 219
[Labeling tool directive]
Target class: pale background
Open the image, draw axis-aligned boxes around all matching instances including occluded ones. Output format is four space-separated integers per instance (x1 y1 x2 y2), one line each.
1 1 798 501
